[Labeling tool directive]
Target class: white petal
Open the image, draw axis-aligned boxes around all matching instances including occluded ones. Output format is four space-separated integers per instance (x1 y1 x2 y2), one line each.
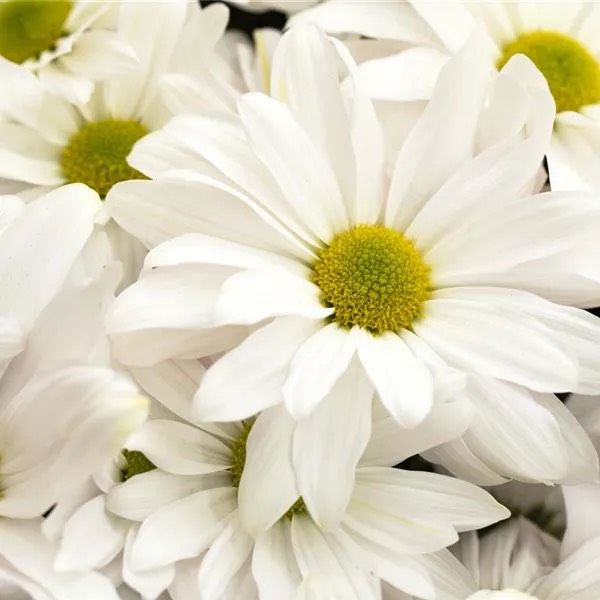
194 317 318 422
409 2 477 52
126 420 231 475
354 48 448 101
283 324 358 420
38 62 94 106
128 359 205 425
413 293 578 393
291 515 375 599
130 487 237 570
196 515 254 600
288 1 439 45
334 528 436 599
144 232 304 274
343 483 458 555
214 268 332 326
238 406 299 536
0 317 25 361
123 525 174 599
106 470 230 522
329 38 385 224
61 30 138 80
423 437 509 487
238 92 349 240
0 184 100 331
104 0 188 119
0 56 79 144
561 484 600 559
294 357 373 530
355 467 509 534
361 395 474 467
159 113 320 249
532 392 599 484
463 376 570 483
0 122 62 185
270 26 355 212
55 495 127 572
385 33 492 230
357 330 433 428
252 520 302 600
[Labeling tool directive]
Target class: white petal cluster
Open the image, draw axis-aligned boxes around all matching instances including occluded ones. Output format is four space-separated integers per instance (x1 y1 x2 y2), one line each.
1 1 600 599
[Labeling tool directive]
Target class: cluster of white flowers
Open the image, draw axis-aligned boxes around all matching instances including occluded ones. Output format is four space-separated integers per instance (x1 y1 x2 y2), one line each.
3 1 600 599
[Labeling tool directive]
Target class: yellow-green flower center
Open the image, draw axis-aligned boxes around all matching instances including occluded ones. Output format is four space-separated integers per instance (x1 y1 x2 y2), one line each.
230 421 306 518
0 0 72 64
312 224 431 334
60 119 149 198
497 30 600 113
120 449 156 482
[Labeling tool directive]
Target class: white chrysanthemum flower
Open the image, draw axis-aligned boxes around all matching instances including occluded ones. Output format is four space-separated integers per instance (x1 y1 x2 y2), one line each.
92 360 507 599
0 1 138 104
292 1 600 193
397 516 600 600
55 355 507 599
107 26 600 488
0 1 230 201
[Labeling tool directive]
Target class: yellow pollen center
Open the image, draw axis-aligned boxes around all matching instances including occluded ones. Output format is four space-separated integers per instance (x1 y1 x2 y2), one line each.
60 119 149 198
497 30 600 113
0 0 72 64
230 421 306 519
120 449 156 482
312 224 431 334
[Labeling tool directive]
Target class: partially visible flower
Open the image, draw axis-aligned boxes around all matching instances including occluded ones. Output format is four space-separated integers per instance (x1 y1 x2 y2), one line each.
393 515 600 600
88 356 508 599
0 1 137 104
292 1 600 193
0 1 230 201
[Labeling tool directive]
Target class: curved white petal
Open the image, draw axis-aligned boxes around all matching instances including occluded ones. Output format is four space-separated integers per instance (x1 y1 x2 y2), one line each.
130 486 237 570
194 317 318 422
126 420 231 475
357 330 434 428
55 495 128 572
294 357 373 530
238 406 299 536
283 324 358 420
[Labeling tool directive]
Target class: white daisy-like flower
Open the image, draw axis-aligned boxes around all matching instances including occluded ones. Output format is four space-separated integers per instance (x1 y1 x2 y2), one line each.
292 1 600 193
54 354 503 599
0 0 230 201
108 25 600 489
0 1 138 105
90 357 508 599
395 515 600 600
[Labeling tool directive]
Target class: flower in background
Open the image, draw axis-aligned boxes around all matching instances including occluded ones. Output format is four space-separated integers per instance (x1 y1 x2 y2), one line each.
396 515 600 600
92 356 507 599
0 1 138 104
292 1 600 193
